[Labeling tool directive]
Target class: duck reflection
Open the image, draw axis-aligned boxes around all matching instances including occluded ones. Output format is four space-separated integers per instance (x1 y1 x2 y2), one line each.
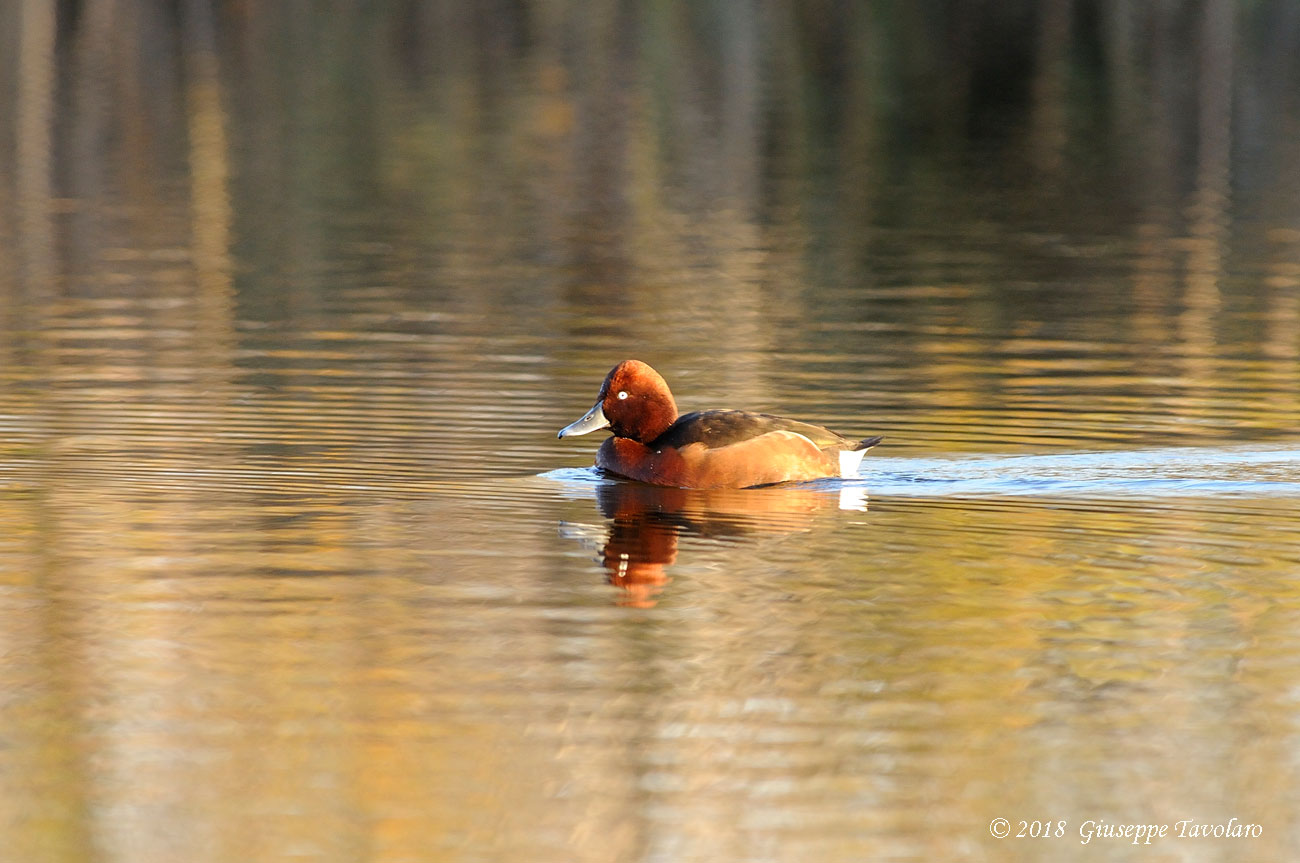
567 481 867 607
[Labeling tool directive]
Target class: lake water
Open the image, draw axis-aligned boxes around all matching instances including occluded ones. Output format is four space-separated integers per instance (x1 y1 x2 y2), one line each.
3 3 1300 862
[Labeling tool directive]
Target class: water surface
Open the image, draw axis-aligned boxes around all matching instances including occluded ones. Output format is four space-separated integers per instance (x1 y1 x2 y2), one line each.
3 4 1300 862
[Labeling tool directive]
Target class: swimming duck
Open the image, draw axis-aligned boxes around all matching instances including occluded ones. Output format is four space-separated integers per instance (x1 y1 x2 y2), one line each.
558 360 882 488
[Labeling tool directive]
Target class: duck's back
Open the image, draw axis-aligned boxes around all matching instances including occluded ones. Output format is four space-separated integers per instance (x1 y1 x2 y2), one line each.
652 410 852 452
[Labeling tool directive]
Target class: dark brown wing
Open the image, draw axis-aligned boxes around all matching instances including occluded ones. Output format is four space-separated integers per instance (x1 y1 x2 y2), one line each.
651 410 854 451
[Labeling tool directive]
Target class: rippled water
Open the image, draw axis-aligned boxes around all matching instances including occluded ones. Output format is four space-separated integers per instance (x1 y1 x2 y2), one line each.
4 4 1300 863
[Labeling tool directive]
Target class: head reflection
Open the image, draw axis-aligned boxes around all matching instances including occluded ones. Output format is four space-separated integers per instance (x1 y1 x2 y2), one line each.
579 481 867 607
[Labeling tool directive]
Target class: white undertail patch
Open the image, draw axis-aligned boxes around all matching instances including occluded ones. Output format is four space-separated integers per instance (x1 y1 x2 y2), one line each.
838 448 868 478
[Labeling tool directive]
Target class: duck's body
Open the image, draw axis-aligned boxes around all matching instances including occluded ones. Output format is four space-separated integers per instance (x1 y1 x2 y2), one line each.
558 360 882 489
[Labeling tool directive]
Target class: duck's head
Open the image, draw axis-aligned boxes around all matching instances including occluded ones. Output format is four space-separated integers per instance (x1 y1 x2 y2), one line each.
558 360 679 444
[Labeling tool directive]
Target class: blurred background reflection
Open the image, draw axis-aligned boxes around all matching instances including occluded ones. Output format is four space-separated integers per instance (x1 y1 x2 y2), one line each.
3 2 1300 862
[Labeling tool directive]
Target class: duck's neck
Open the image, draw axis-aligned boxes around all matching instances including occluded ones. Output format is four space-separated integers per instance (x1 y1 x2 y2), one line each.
628 393 677 443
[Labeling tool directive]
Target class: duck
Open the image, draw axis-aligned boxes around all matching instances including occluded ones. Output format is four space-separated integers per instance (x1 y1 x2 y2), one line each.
557 360 883 489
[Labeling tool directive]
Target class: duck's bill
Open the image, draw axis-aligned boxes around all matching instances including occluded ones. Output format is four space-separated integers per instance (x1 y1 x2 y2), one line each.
558 401 610 438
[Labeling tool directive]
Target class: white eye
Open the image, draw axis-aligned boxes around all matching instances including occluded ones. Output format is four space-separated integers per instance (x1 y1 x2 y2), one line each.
617 391 629 400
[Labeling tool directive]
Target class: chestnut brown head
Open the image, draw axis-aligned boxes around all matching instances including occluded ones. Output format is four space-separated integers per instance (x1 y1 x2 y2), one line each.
557 360 680 444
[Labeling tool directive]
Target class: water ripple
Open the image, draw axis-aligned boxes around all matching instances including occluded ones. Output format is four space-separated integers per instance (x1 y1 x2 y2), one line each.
864 444 1300 498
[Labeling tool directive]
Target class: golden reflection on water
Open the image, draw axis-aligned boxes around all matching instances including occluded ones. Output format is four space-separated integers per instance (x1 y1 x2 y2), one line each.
7 480 1300 861
3 3 1300 862
15 0 56 297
